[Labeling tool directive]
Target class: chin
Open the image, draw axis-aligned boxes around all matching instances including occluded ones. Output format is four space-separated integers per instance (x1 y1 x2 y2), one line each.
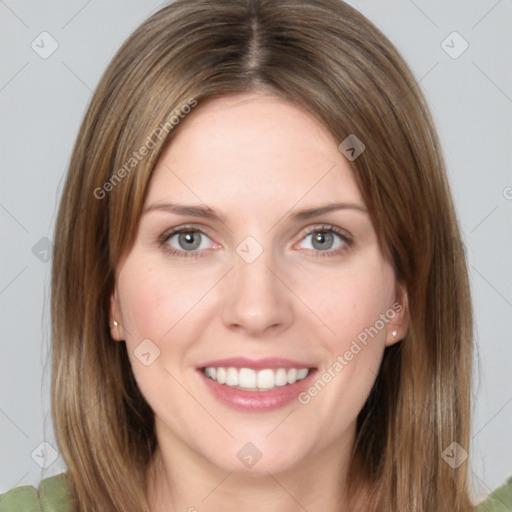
202 435 315 476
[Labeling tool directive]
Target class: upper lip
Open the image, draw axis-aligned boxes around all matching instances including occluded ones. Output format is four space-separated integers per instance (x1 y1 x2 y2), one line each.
197 357 316 370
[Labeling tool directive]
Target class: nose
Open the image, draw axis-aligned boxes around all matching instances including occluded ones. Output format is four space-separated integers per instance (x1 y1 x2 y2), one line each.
220 243 294 337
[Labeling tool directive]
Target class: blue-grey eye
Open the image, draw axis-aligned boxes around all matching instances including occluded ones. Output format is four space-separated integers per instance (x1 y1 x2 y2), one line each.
311 231 335 250
300 229 345 252
178 231 202 250
166 230 213 252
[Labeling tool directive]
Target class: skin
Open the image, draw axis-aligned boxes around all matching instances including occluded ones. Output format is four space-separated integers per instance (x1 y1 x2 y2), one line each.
110 93 408 512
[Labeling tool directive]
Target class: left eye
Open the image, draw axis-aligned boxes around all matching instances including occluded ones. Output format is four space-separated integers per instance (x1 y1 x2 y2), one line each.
297 228 349 252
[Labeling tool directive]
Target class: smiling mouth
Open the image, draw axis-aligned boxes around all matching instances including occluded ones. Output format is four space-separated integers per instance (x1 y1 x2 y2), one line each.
201 366 312 391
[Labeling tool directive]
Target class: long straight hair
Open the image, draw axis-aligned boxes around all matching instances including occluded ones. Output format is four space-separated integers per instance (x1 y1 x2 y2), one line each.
51 0 475 510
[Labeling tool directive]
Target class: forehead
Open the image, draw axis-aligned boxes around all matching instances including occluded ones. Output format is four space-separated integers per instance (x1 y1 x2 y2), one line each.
146 93 364 211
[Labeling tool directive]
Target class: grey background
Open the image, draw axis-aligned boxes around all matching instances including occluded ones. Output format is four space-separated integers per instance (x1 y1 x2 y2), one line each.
1 0 511 503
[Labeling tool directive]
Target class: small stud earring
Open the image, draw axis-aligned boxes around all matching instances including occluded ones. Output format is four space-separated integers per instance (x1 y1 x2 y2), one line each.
392 330 397 337
113 320 119 327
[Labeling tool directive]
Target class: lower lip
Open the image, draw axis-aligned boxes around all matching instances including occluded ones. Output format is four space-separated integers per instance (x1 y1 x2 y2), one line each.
197 369 317 412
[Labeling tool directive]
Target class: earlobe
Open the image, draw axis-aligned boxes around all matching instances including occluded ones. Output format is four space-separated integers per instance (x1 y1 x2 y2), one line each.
385 282 408 346
109 288 124 341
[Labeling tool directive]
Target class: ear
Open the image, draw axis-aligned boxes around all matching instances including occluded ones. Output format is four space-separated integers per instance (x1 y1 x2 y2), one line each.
385 280 408 347
109 286 125 342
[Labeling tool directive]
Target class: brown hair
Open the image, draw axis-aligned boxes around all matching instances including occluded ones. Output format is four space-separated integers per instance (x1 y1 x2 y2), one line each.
51 0 474 510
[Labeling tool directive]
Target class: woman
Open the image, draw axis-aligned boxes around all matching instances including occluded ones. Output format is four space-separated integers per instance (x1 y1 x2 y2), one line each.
1 0 510 511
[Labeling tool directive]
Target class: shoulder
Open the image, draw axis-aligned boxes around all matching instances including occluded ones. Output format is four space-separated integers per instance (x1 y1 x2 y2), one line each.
474 476 512 511
0 473 71 512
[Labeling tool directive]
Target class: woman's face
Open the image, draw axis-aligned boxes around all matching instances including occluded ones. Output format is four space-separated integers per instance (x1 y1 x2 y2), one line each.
110 93 407 475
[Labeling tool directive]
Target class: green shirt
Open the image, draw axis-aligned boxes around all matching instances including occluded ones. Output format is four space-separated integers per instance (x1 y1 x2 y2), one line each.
1 473 511 511
0 474 70 512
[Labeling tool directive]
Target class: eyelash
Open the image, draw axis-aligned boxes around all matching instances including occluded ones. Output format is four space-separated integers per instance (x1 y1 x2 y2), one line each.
157 224 353 259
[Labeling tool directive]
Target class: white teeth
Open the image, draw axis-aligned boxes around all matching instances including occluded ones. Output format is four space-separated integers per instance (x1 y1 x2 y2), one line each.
257 369 274 389
203 366 311 390
275 368 288 387
297 368 309 380
226 367 238 386
216 367 226 384
239 368 256 388
287 368 297 384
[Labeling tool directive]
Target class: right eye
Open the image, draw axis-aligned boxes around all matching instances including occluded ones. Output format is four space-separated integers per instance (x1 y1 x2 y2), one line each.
158 226 218 258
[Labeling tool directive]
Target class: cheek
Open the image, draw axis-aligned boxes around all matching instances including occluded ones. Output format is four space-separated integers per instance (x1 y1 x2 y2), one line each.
297 257 394 346
116 258 206 408
117 257 213 344
295 258 395 418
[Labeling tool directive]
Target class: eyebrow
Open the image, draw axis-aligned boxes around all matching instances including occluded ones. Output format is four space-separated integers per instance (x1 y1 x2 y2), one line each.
143 201 368 223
